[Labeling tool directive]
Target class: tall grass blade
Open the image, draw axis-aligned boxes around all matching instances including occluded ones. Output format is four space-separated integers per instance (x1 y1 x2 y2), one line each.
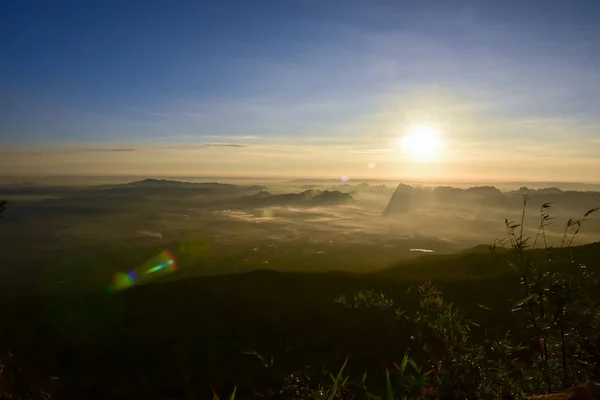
385 368 394 400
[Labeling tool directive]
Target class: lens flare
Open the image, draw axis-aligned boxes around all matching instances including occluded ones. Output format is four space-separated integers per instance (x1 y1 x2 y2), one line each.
145 259 174 275
108 249 177 292
109 271 137 292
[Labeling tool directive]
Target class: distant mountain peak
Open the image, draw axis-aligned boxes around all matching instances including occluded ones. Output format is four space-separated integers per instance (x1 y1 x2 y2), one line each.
250 190 273 198
128 178 182 185
243 189 352 206
383 183 414 215
433 185 501 199
127 178 223 187
511 187 564 195
123 178 267 192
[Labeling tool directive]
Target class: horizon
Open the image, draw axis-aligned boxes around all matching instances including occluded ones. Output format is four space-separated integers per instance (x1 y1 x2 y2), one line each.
2 0 600 181
2 174 600 190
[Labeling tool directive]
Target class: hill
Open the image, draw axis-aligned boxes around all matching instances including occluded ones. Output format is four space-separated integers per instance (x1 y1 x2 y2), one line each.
1 241 599 398
383 184 415 215
383 183 600 218
379 241 600 281
241 189 354 207
126 178 266 191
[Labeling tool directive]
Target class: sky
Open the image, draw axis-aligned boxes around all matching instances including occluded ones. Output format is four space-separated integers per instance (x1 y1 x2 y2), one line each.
1 0 600 181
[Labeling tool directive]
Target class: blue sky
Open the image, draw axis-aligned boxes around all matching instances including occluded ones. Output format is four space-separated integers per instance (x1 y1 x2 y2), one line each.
2 0 600 180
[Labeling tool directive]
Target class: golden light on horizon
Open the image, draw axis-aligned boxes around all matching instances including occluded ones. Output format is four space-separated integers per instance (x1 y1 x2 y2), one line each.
398 124 444 162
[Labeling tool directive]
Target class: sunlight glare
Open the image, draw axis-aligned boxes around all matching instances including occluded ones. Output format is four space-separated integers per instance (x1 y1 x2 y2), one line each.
398 124 443 161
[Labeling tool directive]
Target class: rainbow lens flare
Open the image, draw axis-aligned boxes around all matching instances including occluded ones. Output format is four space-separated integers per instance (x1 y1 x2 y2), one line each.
108 249 177 292
143 250 177 275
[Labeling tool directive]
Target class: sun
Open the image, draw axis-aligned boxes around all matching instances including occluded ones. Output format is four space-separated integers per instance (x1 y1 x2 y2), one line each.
398 124 443 161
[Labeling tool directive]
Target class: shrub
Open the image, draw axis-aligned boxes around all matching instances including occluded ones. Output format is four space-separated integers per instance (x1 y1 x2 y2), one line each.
496 197 600 393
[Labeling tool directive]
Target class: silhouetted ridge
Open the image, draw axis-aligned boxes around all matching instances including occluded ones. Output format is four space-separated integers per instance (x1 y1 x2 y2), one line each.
250 190 273 198
243 189 353 206
346 183 389 194
128 178 231 187
433 185 501 200
510 186 564 195
2 181 37 187
127 178 266 191
384 184 414 215
466 186 502 196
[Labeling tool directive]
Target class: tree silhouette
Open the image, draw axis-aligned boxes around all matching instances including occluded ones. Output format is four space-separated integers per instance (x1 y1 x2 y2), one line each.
0 200 5 219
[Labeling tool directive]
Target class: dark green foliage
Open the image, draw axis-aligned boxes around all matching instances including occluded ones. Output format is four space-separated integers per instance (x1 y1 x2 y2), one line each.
498 198 600 393
336 284 527 399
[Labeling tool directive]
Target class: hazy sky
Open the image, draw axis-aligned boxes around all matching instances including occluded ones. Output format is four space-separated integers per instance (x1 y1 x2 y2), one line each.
2 0 600 181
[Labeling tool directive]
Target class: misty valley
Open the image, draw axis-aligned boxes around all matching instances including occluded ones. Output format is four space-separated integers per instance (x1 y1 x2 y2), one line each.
2 178 600 291
1 178 600 398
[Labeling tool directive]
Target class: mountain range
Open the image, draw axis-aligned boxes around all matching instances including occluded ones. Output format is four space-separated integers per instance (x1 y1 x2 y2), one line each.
384 183 600 215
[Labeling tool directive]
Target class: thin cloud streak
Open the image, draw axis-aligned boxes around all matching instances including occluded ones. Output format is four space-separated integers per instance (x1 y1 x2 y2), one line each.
198 143 249 148
0 147 137 155
73 148 137 153
201 135 262 140
168 143 250 149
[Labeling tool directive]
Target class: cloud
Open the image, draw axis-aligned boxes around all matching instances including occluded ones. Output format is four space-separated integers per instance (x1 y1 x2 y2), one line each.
143 142 252 151
0 147 137 156
195 143 250 148
72 148 137 153
201 135 261 140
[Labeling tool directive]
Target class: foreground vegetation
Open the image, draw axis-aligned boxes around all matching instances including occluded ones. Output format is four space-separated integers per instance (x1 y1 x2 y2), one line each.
0 199 599 398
